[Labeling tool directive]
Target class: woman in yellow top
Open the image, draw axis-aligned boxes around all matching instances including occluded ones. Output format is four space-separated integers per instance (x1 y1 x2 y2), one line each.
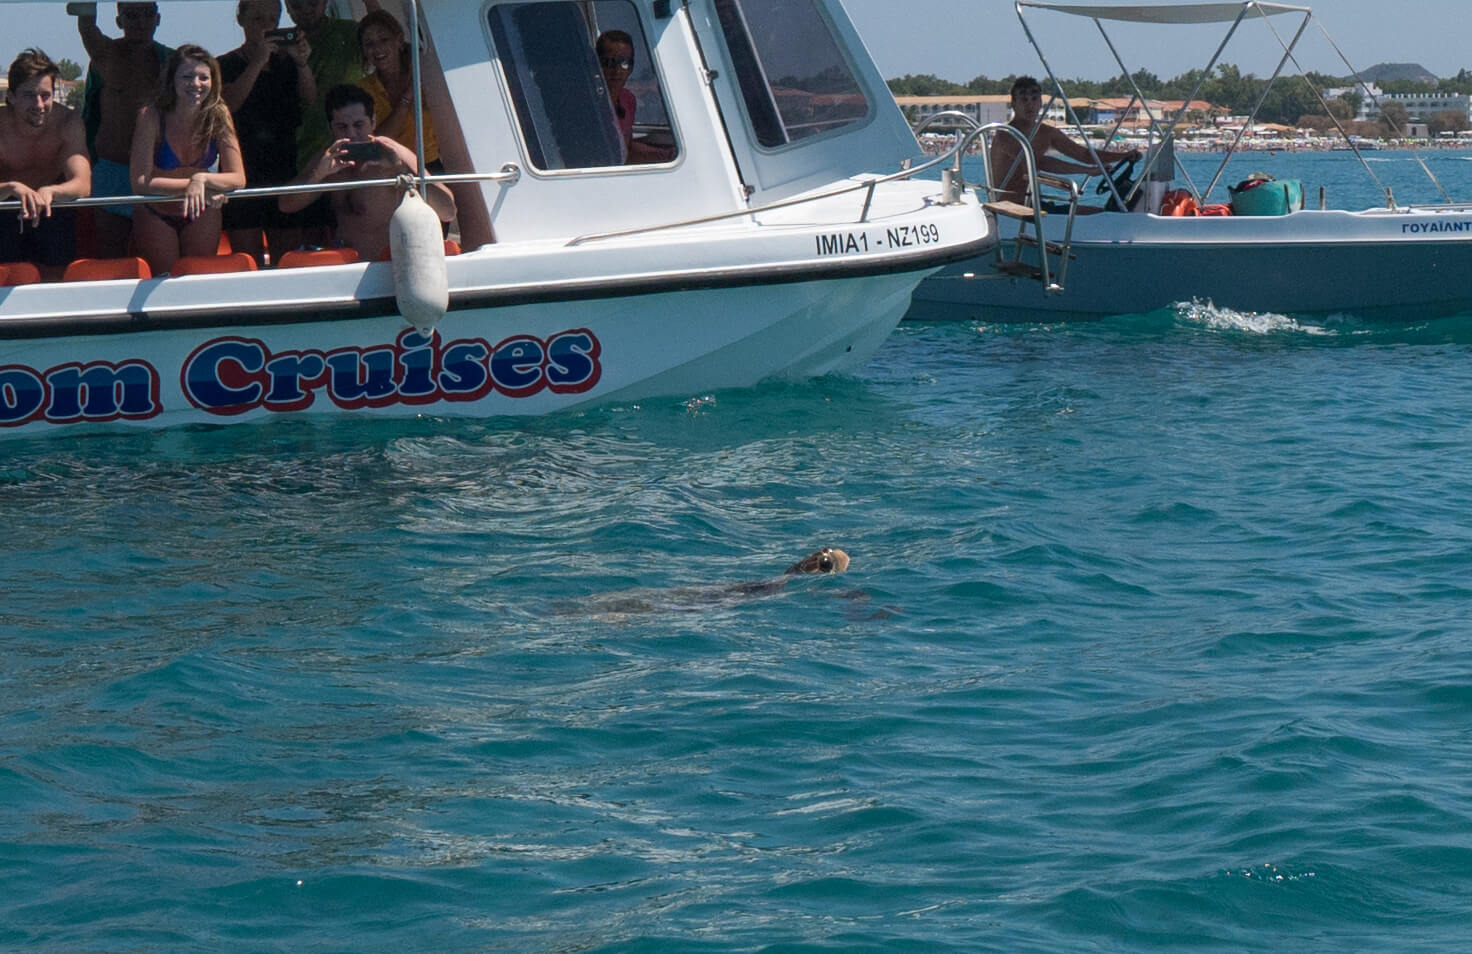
355 9 438 168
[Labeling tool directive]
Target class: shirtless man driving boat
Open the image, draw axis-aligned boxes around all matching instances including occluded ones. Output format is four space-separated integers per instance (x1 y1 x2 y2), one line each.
991 75 1140 212
0 49 91 275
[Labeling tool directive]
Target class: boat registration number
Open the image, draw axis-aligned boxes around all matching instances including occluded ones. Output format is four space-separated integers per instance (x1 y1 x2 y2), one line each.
815 223 941 257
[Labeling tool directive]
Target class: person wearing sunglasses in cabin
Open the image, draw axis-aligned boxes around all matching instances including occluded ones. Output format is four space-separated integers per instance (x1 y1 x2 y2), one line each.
595 30 672 165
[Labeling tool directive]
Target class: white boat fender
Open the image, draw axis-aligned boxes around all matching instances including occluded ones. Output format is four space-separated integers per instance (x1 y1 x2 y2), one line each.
389 178 448 335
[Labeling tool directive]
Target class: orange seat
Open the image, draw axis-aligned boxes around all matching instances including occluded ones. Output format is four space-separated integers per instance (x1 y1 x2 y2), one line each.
170 252 258 276
276 248 361 269
62 257 152 282
0 262 42 286
216 231 232 255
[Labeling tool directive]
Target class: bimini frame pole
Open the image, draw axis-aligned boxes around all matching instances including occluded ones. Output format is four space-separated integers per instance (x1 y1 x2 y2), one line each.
1203 3 1311 199
407 0 427 197
1006 2 1088 204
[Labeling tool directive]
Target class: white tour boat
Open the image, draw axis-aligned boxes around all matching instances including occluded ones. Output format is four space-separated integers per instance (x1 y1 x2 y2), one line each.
0 0 997 437
906 1 1472 323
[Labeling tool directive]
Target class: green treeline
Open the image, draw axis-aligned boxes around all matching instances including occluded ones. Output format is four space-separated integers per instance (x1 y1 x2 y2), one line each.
888 67 1472 127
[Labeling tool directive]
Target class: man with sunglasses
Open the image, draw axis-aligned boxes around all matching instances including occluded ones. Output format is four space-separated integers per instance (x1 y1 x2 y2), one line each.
596 29 672 165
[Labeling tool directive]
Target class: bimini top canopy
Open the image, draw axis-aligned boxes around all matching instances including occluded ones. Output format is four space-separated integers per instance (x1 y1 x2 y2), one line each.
1017 1 1311 24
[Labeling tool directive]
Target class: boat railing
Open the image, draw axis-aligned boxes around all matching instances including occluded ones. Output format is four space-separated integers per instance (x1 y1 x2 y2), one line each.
0 165 524 220
566 121 997 248
912 112 1076 293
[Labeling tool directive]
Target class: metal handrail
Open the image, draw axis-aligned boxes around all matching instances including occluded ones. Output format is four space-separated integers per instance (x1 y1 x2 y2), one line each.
0 129 987 251
912 113 1078 293
567 123 996 247
0 164 522 215
911 110 984 137
978 123 1075 292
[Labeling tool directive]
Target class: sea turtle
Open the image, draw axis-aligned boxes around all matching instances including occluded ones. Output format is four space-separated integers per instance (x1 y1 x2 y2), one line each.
785 546 850 575
569 546 852 616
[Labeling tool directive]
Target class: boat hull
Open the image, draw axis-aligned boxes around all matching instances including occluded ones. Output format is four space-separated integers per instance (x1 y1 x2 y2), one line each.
0 175 995 437
907 208 1472 323
0 268 928 436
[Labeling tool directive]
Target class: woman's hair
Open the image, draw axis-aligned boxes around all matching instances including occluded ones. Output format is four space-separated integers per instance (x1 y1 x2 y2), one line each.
157 44 235 151
357 9 411 76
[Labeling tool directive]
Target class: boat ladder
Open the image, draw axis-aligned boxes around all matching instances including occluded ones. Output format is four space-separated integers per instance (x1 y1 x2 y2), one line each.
982 189 1076 293
920 116 1077 295
978 125 1077 294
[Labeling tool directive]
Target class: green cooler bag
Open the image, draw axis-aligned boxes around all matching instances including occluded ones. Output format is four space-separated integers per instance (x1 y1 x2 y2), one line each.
1229 175 1304 215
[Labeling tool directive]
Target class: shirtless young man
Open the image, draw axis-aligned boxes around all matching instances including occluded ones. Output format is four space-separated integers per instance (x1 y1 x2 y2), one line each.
74 1 170 254
278 84 452 259
991 76 1140 211
0 49 91 275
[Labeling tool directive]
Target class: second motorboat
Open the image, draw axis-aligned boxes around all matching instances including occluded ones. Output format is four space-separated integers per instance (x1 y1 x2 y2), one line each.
907 1 1472 323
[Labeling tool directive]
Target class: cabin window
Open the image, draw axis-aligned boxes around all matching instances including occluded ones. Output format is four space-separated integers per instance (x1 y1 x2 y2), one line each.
713 0 869 148
487 0 678 171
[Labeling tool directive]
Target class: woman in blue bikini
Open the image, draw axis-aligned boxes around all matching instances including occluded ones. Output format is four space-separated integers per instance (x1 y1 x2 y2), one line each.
129 44 246 274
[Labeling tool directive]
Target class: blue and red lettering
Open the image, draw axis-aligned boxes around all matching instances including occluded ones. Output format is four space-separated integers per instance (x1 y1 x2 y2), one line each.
546 329 602 393
0 360 162 427
182 327 601 416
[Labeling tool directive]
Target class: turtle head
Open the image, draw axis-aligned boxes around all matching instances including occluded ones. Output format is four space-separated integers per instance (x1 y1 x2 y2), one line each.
785 546 850 575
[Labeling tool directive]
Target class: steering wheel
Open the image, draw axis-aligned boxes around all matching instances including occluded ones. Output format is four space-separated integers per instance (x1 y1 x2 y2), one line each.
1096 157 1138 196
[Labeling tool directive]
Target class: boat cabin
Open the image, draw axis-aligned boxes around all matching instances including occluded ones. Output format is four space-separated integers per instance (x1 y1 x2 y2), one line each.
433 0 919 241
0 0 922 271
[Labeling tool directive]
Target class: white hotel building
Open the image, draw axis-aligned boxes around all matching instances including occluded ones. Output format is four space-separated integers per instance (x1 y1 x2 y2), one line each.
892 95 1013 127
1326 83 1472 124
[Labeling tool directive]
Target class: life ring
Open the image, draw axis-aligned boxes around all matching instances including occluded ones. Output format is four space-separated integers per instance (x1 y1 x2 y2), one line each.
1160 189 1198 216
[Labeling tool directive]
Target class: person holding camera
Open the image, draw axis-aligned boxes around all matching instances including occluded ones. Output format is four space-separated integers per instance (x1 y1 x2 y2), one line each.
283 0 380 169
278 83 451 260
220 0 316 263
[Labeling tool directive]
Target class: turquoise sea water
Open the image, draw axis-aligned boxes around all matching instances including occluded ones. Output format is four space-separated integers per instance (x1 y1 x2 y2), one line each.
5 153 1472 951
1174 146 1472 209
